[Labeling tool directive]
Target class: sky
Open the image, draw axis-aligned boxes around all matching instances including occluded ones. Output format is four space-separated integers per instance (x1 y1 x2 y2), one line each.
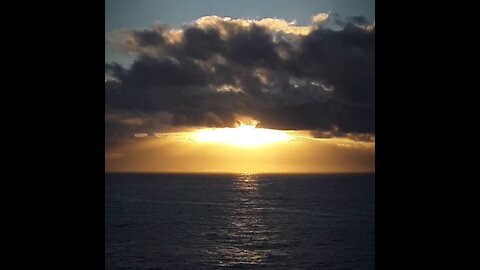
105 0 375 173
106 0 375 31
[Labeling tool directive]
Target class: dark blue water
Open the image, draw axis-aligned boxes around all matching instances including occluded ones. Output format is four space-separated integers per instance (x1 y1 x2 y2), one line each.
105 173 375 269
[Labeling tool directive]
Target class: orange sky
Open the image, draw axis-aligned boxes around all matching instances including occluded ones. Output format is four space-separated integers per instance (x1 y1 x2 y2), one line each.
105 128 375 173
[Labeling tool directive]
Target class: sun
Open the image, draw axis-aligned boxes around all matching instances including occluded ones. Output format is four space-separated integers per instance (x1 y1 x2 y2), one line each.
193 123 291 147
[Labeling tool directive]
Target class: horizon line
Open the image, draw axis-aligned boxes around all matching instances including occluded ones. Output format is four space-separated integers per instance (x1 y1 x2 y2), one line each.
105 171 375 175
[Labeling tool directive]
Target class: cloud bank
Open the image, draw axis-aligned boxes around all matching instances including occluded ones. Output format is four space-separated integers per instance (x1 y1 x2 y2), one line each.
105 13 375 143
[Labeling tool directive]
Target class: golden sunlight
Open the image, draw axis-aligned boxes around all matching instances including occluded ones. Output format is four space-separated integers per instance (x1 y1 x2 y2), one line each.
192 123 291 147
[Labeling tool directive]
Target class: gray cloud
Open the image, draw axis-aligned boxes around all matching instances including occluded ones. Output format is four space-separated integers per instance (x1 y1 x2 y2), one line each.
105 14 374 141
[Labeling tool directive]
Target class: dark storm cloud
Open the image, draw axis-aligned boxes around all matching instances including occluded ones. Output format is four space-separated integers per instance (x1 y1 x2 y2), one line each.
180 27 224 60
105 14 374 139
133 29 165 47
310 129 375 142
226 25 280 67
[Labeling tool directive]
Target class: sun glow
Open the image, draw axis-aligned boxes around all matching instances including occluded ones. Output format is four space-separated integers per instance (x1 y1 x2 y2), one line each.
193 124 291 147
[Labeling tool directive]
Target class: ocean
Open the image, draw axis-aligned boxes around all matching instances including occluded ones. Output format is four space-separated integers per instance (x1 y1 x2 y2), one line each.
105 173 375 269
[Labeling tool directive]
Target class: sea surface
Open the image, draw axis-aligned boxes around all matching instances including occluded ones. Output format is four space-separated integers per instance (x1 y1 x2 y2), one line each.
105 173 375 269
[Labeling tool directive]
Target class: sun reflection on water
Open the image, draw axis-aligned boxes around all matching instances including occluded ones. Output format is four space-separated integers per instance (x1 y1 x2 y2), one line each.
234 173 259 192
209 173 284 267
